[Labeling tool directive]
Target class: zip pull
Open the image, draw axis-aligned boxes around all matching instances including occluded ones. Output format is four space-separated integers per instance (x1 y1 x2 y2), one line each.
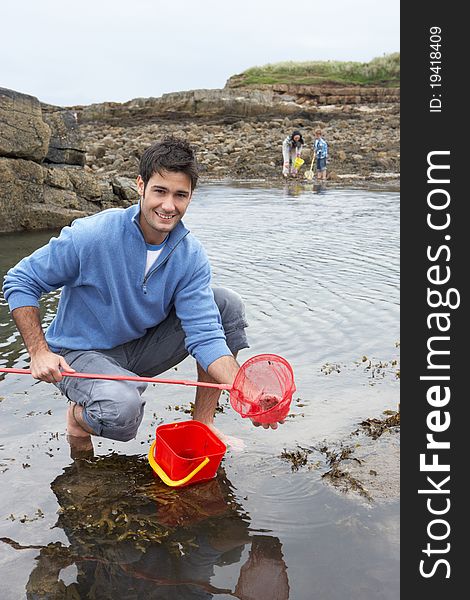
142 282 148 294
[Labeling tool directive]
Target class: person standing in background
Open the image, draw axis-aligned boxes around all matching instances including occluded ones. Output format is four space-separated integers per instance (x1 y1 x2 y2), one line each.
281 130 304 177
313 129 328 181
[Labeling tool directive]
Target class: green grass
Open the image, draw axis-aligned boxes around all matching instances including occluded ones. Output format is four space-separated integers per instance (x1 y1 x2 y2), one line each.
229 53 400 87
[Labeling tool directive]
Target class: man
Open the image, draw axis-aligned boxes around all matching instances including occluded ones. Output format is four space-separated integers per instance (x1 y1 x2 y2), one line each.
313 129 328 181
3 137 277 453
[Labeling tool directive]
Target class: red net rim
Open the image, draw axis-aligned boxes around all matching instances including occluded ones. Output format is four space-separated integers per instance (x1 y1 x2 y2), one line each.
231 353 296 418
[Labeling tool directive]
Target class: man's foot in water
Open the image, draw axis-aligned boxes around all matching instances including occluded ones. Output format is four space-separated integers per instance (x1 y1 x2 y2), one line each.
66 402 94 458
66 433 94 459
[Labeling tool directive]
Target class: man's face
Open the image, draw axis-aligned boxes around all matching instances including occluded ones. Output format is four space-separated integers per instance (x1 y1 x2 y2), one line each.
137 170 192 244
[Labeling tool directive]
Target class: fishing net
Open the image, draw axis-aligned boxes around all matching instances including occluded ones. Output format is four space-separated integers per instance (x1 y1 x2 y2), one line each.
230 354 296 424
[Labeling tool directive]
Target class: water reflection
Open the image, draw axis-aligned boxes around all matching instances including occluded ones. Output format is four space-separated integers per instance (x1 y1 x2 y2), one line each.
282 181 327 197
313 183 327 194
0 184 399 598
24 454 289 599
282 182 303 197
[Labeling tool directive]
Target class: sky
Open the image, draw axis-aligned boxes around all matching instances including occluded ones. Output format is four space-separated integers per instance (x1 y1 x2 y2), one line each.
1 0 399 107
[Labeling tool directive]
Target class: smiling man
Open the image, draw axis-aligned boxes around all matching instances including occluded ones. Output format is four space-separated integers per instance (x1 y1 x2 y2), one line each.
2 137 260 454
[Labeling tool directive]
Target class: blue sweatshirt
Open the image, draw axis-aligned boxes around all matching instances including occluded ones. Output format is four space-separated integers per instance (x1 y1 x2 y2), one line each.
2 204 232 371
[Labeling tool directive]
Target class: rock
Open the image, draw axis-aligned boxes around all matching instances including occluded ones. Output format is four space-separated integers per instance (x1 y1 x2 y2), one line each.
44 165 74 190
0 158 45 232
43 185 83 210
111 176 137 206
0 87 51 162
41 108 86 166
0 157 108 232
91 144 107 159
21 204 93 231
374 157 393 169
116 156 139 179
225 79 400 107
98 180 124 210
0 88 127 232
73 89 309 125
66 168 103 199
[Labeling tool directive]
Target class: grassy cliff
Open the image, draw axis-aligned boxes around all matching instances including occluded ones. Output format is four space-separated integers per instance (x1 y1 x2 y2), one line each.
226 53 400 88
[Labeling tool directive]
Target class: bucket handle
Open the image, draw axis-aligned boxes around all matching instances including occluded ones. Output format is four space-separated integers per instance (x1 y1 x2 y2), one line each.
148 441 210 487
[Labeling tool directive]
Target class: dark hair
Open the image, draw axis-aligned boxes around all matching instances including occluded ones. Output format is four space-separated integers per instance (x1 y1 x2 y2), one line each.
290 130 304 146
139 136 199 191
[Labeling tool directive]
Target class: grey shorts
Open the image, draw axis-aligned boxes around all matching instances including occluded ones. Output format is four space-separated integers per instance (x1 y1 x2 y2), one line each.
56 287 249 441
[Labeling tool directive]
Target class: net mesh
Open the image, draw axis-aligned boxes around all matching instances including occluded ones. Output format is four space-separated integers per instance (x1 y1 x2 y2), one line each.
230 354 295 422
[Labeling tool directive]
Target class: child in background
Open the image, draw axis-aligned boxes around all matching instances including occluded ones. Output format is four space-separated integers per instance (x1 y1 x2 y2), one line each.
313 129 328 181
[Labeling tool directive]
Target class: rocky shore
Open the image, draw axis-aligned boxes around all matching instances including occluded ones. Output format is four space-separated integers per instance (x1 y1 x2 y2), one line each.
79 103 400 184
1 84 399 233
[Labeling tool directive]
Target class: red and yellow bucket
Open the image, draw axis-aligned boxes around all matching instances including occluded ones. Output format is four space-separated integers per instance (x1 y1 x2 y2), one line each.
148 421 227 488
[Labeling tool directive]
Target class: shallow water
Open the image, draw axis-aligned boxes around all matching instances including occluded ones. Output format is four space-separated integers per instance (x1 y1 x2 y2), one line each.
0 182 399 599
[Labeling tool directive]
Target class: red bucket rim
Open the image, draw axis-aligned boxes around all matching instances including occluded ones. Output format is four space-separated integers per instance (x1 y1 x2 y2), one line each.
156 420 227 457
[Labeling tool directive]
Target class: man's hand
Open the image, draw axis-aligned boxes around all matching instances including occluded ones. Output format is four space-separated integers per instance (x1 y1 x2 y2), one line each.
30 350 75 383
205 355 287 431
250 419 285 430
11 306 75 383
241 384 287 430
206 423 245 452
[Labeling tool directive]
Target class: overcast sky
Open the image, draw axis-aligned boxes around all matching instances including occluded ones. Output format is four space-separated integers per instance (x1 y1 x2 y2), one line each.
1 0 399 107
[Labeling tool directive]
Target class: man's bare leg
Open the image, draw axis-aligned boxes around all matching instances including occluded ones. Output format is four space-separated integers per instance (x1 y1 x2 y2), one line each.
192 362 225 426
66 402 95 458
66 402 95 436
192 354 245 451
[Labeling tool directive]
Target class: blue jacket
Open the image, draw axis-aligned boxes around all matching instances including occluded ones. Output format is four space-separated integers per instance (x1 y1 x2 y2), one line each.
313 137 328 159
2 204 231 371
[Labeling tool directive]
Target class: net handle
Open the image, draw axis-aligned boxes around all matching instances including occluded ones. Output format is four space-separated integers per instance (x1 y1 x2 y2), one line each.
0 353 294 412
0 366 258 405
0 368 232 390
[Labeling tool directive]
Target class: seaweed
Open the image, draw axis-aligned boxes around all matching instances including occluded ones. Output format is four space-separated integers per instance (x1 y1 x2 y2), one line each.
280 447 313 471
358 410 400 440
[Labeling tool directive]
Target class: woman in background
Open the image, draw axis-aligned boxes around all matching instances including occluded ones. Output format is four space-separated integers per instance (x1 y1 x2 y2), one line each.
281 130 304 177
